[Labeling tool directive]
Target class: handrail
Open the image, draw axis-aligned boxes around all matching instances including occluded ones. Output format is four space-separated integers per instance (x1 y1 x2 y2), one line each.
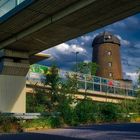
0 0 34 22
0 0 24 17
26 71 136 97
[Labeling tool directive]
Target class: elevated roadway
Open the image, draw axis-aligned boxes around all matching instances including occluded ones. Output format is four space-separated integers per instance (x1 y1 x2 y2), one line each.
26 80 136 104
0 0 140 56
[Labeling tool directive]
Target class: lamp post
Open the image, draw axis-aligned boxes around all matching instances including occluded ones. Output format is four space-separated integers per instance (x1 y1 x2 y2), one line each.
72 51 79 91
75 51 79 74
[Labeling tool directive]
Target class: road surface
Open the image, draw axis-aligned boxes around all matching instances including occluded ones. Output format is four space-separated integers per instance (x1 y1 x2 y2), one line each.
0 123 140 140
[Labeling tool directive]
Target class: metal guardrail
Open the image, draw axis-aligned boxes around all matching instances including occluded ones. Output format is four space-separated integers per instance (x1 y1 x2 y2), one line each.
0 0 34 23
0 112 61 120
0 0 25 17
26 71 136 97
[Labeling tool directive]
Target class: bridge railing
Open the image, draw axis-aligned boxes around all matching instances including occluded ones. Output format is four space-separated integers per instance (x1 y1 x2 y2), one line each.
26 71 136 97
0 0 25 17
77 74 135 97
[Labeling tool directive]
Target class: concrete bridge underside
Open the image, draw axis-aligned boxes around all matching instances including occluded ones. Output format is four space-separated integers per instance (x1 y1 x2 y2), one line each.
0 0 140 113
0 0 140 55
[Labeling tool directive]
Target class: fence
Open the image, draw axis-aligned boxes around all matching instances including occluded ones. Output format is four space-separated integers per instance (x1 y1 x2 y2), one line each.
27 71 136 97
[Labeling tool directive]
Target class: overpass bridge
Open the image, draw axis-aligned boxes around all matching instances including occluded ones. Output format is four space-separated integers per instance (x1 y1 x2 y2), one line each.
26 73 136 104
0 0 140 113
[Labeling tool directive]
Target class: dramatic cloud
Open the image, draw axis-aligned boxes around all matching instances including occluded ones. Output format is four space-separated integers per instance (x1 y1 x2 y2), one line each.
125 72 139 84
116 35 130 46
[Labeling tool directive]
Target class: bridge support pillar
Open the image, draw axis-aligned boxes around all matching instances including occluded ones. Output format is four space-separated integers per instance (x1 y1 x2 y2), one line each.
0 49 29 113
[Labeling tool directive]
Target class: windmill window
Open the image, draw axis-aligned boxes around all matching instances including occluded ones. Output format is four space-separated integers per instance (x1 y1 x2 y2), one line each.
109 72 113 77
107 51 112 56
108 62 112 67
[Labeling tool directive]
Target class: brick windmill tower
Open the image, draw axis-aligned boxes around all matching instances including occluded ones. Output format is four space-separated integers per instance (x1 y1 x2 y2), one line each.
92 32 123 80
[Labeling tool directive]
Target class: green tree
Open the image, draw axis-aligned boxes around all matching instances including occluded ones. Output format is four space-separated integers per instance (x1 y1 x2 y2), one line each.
26 89 48 113
26 65 60 113
75 98 98 123
99 103 122 122
74 62 98 75
56 73 78 125
136 94 140 114
45 64 60 112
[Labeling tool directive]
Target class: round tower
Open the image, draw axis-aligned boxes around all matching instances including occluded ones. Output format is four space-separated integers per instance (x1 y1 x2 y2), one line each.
92 32 122 80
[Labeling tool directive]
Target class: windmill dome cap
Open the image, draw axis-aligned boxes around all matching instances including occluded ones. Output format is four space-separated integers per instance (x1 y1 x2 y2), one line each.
92 32 120 46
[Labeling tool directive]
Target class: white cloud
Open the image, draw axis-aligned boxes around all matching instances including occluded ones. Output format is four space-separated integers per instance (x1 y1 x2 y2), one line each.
81 33 98 42
55 43 69 53
126 16 139 25
134 43 140 49
83 60 91 63
71 44 86 53
81 42 85 45
113 21 126 28
55 43 86 54
81 35 92 41
125 72 139 84
116 35 130 46
41 42 87 65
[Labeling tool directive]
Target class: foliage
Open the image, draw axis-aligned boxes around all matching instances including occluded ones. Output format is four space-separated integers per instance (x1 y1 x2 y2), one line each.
26 64 60 113
136 92 140 114
98 103 123 122
56 73 78 126
120 100 138 114
21 116 61 129
26 64 140 129
138 69 140 85
26 89 47 113
0 114 22 133
75 98 98 123
73 62 98 75
45 64 60 112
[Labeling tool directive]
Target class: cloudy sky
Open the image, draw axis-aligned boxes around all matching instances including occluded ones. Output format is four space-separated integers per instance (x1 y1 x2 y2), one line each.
40 13 140 82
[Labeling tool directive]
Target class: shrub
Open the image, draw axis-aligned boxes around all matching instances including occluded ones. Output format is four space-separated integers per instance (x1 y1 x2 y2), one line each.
0 114 22 133
21 116 61 129
75 98 100 123
99 103 122 122
57 99 76 125
47 116 61 128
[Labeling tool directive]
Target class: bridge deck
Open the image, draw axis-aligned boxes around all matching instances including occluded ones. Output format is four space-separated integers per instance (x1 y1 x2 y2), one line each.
0 0 140 57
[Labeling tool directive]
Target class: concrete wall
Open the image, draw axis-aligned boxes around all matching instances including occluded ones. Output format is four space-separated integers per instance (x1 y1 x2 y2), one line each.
0 75 26 113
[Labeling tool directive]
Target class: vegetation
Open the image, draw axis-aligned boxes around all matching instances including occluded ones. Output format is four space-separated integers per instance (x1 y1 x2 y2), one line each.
0 114 22 133
74 62 98 75
20 116 61 129
26 89 47 113
1 63 140 133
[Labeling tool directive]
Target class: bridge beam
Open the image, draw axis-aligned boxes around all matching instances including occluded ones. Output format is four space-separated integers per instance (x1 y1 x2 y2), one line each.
0 49 29 113
0 0 97 50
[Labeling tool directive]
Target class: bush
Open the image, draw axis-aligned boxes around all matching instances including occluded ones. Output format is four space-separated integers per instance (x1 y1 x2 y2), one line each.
99 103 122 122
57 99 78 126
75 98 100 123
0 114 22 133
21 116 61 129
47 116 61 128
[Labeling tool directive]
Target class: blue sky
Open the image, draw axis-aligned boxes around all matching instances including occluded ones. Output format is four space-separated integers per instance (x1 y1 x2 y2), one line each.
40 13 140 82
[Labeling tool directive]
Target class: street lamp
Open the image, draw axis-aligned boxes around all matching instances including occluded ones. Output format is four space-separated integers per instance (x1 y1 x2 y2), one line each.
72 51 79 91
75 51 79 73
72 51 79 73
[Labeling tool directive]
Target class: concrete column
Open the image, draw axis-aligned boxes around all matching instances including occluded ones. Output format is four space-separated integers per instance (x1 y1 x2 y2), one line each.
0 49 29 113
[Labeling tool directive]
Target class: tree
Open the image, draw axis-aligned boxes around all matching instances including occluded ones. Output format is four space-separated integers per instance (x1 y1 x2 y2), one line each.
26 64 60 113
45 64 60 112
26 89 47 113
74 62 98 75
56 72 79 125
